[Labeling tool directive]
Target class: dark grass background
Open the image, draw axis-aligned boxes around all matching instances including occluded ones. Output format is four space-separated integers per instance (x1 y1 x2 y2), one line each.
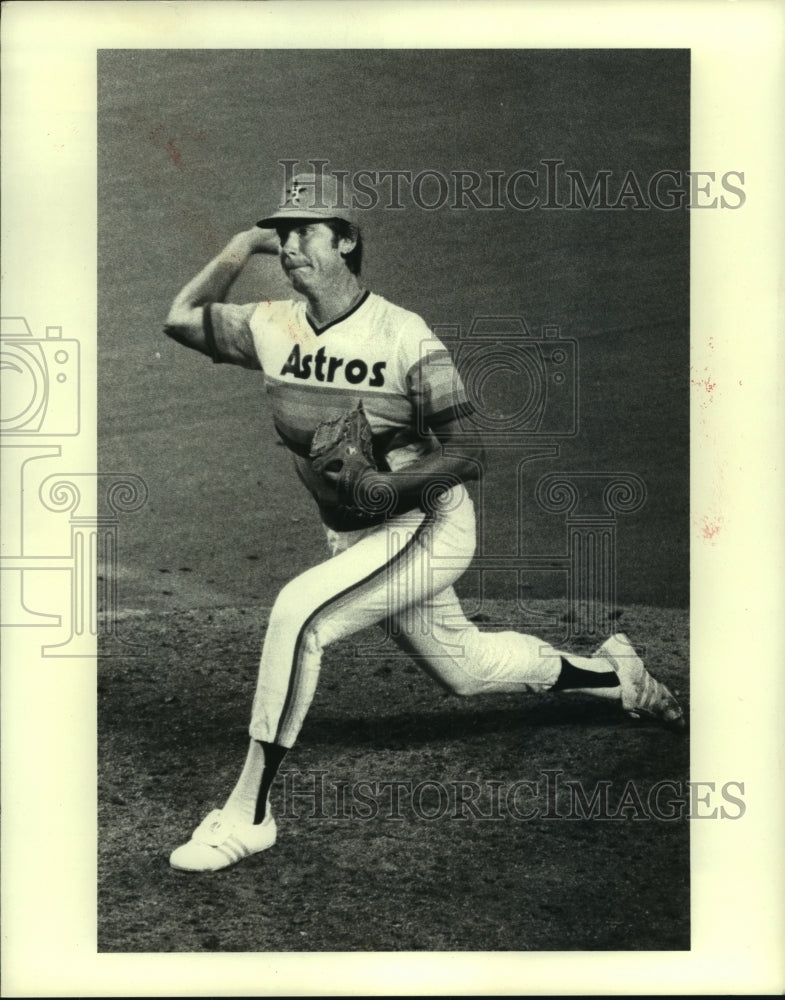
97 49 690 952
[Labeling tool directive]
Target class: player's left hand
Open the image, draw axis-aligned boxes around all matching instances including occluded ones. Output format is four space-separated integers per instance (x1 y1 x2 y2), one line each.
310 402 385 511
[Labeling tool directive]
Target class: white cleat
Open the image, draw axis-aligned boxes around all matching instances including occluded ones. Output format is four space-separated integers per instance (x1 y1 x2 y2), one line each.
169 808 277 872
597 632 686 730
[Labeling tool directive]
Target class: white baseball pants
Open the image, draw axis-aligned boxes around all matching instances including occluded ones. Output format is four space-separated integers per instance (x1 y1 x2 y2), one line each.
249 486 563 748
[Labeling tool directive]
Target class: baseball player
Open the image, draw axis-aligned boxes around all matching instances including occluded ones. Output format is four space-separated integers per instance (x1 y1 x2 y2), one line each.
163 172 684 872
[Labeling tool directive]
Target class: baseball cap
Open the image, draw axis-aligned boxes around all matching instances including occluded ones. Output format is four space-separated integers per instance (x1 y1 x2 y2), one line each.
256 172 359 228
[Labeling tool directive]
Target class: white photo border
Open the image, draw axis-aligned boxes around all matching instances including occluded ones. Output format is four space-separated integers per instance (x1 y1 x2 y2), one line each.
2 1 784 995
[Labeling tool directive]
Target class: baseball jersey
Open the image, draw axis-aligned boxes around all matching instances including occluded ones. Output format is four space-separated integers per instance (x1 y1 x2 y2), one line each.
203 291 473 530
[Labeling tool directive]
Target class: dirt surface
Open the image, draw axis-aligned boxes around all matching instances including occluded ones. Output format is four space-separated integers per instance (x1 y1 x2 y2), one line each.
98 600 689 952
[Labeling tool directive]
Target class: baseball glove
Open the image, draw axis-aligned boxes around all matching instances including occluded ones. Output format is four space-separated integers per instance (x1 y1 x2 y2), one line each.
309 401 383 519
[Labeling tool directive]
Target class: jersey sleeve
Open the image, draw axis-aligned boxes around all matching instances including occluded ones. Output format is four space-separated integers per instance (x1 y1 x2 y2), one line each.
203 302 263 369
402 320 474 431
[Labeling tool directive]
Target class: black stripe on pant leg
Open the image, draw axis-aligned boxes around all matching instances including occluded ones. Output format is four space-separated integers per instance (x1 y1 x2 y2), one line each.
274 514 433 744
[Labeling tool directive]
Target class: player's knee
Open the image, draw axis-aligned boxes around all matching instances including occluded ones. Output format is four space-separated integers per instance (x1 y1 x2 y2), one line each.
268 581 330 659
268 578 310 634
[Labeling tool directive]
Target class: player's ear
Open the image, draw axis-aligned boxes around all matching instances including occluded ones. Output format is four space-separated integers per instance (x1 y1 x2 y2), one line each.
338 225 359 257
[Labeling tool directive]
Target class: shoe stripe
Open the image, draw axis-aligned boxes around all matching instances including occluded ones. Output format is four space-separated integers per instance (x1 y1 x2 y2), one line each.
214 837 248 864
179 814 276 871
214 843 240 865
641 673 666 718
226 834 252 859
640 672 660 714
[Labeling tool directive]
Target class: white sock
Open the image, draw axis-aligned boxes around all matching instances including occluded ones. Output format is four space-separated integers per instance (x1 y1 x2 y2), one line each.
221 739 266 824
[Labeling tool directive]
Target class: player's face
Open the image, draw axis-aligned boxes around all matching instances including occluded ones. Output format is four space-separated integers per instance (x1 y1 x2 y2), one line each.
276 222 354 293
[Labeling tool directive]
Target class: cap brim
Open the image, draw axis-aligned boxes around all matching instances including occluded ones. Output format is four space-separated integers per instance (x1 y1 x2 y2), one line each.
256 209 341 228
